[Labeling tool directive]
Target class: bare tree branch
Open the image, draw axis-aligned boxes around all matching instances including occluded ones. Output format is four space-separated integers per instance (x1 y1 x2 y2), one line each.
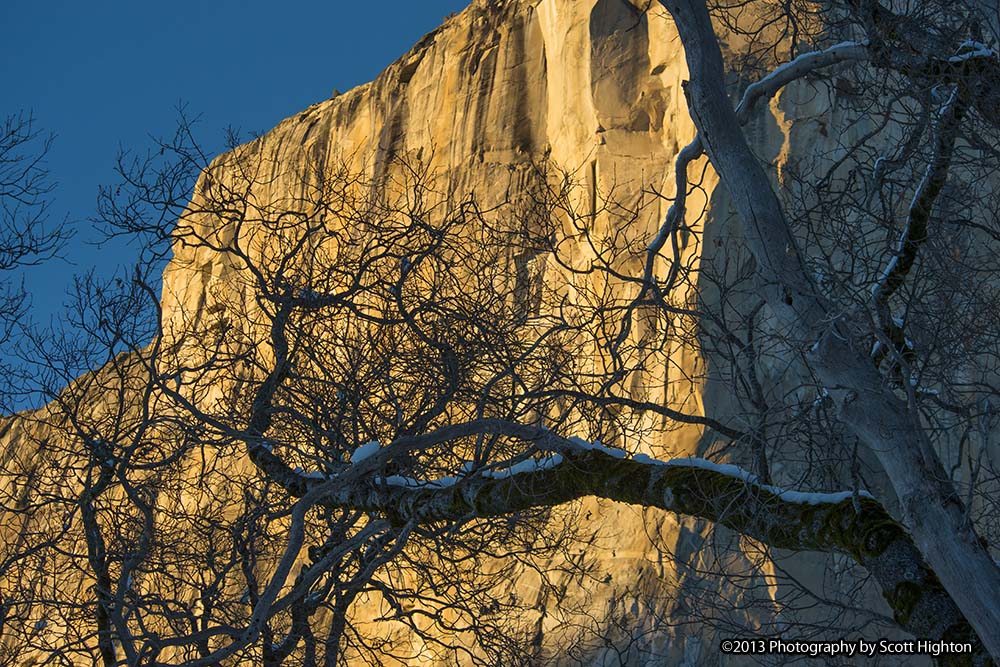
658 0 1000 659
298 431 989 666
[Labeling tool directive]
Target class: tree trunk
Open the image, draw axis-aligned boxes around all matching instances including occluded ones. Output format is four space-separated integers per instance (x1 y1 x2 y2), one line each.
656 0 1000 659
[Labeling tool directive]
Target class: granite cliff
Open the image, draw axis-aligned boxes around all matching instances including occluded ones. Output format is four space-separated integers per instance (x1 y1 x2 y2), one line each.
5 0 995 665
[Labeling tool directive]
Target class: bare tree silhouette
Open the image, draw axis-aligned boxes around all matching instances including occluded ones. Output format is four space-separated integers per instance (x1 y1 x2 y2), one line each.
3 1 1000 665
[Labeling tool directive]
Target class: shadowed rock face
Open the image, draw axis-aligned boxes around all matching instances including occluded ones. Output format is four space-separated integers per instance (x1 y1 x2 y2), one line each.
4 1 936 665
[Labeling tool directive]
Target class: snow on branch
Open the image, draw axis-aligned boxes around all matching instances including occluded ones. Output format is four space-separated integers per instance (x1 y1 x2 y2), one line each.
263 410 981 658
645 41 867 280
870 88 963 307
350 441 381 464
629 453 874 505
949 41 995 63
299 431 969 653
734 41 869 122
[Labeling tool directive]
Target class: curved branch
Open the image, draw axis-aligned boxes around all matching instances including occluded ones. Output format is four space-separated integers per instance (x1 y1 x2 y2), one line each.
644 40 869 283
313 445 989 667
871 89 966 308
871 89 966 406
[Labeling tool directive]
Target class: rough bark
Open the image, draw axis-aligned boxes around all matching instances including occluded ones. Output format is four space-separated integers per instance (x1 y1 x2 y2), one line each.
303 442 990 667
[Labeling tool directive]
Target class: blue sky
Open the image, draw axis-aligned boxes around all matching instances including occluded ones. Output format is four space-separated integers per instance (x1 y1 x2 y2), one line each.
2 0 469 332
